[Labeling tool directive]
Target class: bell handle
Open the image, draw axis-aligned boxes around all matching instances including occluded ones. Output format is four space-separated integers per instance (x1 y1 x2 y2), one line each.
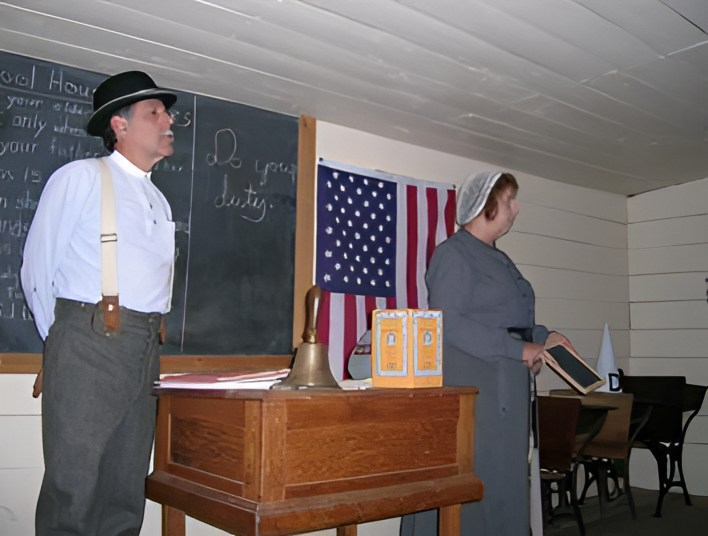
302 285 321 343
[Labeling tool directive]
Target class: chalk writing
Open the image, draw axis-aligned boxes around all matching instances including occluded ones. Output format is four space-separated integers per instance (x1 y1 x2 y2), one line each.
0 141 38 156
0 298 33 320
0 244 11 255
62 101 92 115
53 115 86 137
206 128 241 168
24 168 42 183
0 197 7 208
254 159 297 186
154 159 183 172
11 113 46 137
171 109 192 128
0 218 30 237
15 190 38 210
214 175 272 223
48 69 92 98
0 265 19 289
0 65 35 89
6 95 43 110
0 169 14 181
48 137 104 161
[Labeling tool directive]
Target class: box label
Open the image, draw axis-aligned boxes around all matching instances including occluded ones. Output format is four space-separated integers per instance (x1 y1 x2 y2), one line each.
375 311 408 376
414 311 442 376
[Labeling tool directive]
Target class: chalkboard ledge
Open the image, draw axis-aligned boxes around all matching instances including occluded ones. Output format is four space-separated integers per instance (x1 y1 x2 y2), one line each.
0 354 294 375
0 354 42 374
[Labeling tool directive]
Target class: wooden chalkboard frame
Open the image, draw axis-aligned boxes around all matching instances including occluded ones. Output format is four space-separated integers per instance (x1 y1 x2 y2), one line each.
0 115 316 374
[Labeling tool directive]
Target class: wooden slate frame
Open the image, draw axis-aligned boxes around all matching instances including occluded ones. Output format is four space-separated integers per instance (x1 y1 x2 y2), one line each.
543 344 605 395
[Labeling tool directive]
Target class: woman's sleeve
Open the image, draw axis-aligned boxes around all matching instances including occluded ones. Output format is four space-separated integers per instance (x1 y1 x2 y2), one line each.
426 245 525 362
531 325 550 345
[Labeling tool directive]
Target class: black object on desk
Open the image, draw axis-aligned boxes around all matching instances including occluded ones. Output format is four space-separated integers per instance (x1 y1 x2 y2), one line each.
622 375 707 517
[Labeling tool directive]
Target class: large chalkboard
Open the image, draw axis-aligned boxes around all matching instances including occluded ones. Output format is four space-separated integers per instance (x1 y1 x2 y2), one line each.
0 51 298 356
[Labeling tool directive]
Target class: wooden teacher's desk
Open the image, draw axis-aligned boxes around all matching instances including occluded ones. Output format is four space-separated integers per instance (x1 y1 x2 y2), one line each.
146 386 482 536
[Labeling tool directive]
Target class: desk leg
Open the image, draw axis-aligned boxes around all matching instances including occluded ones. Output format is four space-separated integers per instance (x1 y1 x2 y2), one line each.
337 525 357 536
162 505 186 536
439 504 461 536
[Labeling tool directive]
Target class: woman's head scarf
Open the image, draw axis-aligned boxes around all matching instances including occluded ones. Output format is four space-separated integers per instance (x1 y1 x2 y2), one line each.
456 171 503 226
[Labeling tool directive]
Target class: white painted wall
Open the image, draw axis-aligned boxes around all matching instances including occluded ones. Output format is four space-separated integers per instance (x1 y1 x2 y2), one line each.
0 374 43 536
626 178 708 494
499 174 629 392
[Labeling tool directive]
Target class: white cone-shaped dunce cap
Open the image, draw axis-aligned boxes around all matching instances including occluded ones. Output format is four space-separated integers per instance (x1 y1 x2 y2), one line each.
596 323 618 392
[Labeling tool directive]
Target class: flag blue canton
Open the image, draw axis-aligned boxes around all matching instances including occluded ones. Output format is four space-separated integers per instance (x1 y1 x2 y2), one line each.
316 165 397 297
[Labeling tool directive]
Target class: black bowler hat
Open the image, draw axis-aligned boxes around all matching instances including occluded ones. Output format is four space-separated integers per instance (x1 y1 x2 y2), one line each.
86 71 177 136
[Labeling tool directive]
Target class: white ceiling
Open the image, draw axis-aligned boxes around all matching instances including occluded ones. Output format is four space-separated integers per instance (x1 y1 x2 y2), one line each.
1 0 707 195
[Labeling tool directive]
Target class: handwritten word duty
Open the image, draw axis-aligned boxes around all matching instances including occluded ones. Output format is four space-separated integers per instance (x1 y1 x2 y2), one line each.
214 175 271 223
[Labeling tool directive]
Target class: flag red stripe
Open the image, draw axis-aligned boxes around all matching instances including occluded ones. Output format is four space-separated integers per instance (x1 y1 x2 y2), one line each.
317 289 331 346
406 184 418 309
445 189 456 238
425 187 438 268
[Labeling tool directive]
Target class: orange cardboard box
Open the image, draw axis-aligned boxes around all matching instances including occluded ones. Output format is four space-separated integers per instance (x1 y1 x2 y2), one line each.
371 309 443 388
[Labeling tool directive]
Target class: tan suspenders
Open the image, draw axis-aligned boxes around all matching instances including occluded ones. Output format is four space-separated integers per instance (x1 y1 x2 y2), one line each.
97 157 120 335
34 157 120 397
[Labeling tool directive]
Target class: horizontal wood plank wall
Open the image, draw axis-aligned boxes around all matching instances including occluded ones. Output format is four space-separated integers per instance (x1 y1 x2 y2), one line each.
499 179 629 394
627 177 708 495
0 375 43 535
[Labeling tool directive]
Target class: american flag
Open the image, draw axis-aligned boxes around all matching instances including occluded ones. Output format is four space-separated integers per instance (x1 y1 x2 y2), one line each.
315 161 456 380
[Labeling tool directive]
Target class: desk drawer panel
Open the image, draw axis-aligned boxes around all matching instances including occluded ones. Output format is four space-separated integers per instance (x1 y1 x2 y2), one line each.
167 398 249 490
283 395 460 486
171 415 245 481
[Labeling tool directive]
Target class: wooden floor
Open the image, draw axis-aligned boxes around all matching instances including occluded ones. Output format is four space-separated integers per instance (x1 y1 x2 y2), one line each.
544 487 708 536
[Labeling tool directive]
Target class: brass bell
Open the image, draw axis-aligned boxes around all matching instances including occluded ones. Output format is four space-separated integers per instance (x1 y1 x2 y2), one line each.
272 285 341 389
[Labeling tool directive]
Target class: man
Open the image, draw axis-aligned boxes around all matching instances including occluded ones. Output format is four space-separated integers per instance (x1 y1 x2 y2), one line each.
21 71 177 536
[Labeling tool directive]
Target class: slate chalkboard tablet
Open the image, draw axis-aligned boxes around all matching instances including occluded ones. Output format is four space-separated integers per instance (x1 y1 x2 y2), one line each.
0 50 298 357
544 345 605 394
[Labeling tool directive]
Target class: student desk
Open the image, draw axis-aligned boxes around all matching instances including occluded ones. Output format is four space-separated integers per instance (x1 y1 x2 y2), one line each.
146 386 482 536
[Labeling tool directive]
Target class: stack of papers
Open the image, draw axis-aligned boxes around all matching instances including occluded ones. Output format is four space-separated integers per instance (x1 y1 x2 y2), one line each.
338 378 373 390
156 369 290 390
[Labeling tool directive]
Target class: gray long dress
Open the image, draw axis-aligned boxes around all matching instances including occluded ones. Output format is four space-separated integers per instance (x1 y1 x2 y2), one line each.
401 229 548 536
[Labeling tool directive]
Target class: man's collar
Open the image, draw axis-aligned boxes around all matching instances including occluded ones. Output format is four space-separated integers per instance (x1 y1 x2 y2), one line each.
109 150 152 179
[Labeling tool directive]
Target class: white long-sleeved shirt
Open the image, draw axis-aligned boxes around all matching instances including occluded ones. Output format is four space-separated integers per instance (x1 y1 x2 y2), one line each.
21 150 175 340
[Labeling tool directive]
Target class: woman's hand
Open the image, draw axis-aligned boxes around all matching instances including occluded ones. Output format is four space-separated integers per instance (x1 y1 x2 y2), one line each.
522 342 545 373
545 331 573 351
530 358 544 376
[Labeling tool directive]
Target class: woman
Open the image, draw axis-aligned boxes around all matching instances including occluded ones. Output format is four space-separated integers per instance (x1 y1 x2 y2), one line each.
401 171 574 535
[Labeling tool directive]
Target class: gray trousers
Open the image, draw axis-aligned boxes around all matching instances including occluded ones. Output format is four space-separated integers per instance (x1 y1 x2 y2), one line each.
36 299 162 536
